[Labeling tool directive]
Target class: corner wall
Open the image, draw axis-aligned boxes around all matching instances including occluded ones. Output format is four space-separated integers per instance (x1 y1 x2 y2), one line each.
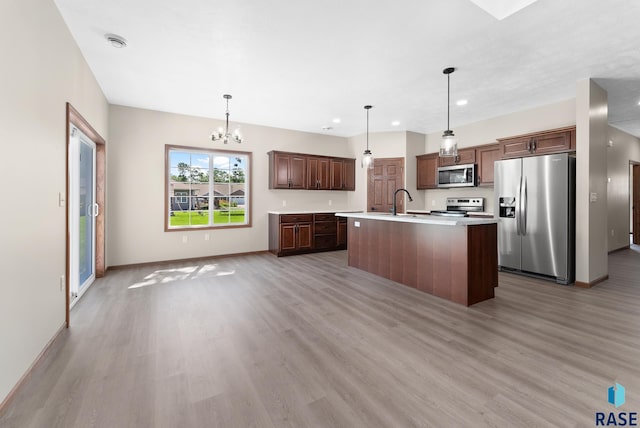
0 0 109 404
575 79 608 284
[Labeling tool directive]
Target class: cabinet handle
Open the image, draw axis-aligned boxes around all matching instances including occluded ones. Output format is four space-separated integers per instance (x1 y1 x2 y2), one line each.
532 138 537 152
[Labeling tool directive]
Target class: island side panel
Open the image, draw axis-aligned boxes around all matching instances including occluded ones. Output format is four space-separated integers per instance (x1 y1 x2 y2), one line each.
466 223 498 305
431 225 469 305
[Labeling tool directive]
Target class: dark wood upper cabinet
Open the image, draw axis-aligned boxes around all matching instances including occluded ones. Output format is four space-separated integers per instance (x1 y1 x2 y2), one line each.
269 151 355 191
497 126 576 159
342 158 356 191
438 147 476 167
416 153 439 189
269 151 307 189
307 156 331 190
476 144 500 186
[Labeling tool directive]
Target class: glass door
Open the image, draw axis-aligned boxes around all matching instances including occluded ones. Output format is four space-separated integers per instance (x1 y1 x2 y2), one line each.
69 126 97 306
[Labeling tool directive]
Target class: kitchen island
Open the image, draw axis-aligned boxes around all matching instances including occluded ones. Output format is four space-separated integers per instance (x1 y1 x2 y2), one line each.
336 212 498 306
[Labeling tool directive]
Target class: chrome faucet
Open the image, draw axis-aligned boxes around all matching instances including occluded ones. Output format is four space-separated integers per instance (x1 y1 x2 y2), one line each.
392 188 413 215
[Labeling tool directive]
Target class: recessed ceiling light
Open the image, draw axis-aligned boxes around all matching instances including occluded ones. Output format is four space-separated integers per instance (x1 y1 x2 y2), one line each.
332 118 341 123
105 33 127 48
456 99 468 106
391 121 400 126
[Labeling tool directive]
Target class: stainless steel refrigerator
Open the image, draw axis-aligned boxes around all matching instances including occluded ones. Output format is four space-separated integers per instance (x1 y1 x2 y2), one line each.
494 153 575 284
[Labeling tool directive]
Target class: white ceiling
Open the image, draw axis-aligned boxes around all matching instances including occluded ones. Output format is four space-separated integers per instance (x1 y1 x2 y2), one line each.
53 0 640 138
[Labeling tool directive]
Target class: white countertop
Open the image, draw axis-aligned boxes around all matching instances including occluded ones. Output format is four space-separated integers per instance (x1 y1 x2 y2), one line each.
406 209 495 217
335 212 497 226
268 210 360 215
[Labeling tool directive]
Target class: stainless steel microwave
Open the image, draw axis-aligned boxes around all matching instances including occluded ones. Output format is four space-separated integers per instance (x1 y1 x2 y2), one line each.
437 163 477 188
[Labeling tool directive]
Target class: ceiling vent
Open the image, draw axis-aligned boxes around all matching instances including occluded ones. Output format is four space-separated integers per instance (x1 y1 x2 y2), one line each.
105 34 127 48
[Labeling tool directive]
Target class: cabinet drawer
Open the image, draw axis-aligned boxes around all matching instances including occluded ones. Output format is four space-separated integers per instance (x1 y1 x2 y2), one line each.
314 221 337 234
280 214 313 223
314 235 337 249
314 213 336 222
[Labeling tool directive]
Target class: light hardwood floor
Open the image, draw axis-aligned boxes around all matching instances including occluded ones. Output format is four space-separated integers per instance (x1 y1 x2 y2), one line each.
2 248 639 427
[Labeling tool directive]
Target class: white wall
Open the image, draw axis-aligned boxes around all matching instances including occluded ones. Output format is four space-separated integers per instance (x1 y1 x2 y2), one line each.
607 127 640 250
421 99 576 212
0 0 108 404
107 105 355 266
575 79 608 283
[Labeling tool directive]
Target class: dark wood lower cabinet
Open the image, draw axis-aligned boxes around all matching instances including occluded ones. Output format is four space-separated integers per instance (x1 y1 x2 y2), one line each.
269 212 347 256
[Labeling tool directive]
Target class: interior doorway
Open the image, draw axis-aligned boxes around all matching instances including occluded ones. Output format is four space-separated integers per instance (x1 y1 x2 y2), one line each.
66 104 106 326
367 157 405 213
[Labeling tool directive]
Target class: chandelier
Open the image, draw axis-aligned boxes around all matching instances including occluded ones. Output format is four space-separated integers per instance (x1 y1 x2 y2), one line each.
210 94 243 144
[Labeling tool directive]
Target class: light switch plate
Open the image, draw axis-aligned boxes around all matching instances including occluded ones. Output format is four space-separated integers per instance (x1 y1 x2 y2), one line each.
590 192 598 203
354 221 360 227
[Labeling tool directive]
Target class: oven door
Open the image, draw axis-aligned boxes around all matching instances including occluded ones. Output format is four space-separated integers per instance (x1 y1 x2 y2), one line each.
437 164 476 188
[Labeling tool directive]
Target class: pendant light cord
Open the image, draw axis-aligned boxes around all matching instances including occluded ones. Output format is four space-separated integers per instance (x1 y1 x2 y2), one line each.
364 105 372 150
447 72 450 131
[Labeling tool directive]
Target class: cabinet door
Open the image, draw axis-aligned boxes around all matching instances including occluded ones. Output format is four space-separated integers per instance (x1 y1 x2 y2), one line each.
280 224 297 251
438 148 475 167
476 144 500 186
498 136 532 158
272 152 292 188
308 157 330 190
337 220 347 247
342 158 356 190
289 155 307 188
330 159 344 190
417 153 438 189
297 223 313 250
531 130 572 155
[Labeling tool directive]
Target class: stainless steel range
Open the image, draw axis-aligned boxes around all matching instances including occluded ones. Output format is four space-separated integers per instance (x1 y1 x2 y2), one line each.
430 197 484 217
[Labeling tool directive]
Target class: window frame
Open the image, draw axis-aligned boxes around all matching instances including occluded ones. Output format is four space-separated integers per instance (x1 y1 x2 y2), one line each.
164 144 252 231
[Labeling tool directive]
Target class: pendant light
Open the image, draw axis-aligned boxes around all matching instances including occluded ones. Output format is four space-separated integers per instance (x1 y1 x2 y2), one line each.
362 105 374 169
440 67 458 157
210 94 243 144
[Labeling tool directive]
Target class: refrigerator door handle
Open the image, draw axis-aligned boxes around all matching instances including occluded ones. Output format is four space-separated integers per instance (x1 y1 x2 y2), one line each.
522 177 528 235
516 176 522 235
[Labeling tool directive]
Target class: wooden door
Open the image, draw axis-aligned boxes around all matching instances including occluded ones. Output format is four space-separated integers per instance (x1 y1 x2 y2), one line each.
280 224 297 251
272 152 291 188
416 153 438 189
438 148 476 167
289 155 307 188
330 159 344 190
367 158 404 213
343 159 356 190
298 223 313 250
476 144 500 186
634 164 640 245
307 157 330 189
532 130 572 155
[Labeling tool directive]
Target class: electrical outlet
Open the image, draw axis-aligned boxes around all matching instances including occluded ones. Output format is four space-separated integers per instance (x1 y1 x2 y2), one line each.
611 229 615 237
60 275 65 291
282 200 287 207
328 199 332 206
182 235 188 244
431 200 436 207
204 233 210 241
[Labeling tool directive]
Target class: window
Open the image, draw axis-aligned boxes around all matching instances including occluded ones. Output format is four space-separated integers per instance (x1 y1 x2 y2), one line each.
166 145 251 230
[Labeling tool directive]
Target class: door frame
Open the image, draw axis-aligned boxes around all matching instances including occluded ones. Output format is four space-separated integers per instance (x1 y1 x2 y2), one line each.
66 103 106 327
632 161 640 245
